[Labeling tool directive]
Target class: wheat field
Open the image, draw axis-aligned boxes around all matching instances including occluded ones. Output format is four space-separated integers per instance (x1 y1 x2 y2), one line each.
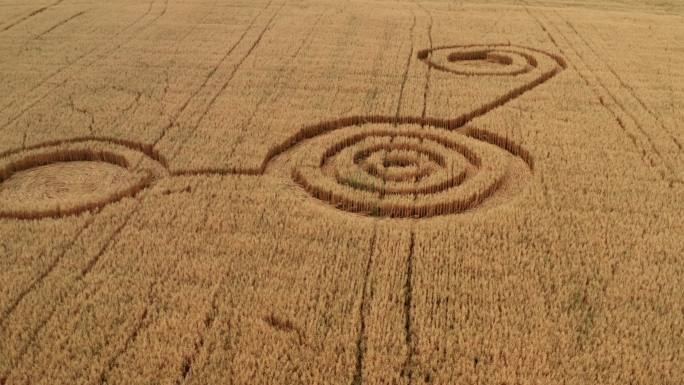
0 0 683 384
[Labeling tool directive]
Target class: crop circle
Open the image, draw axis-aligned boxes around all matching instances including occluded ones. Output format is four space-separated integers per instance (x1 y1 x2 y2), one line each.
418 45 538 76
0 141 167 219
289 123 520 218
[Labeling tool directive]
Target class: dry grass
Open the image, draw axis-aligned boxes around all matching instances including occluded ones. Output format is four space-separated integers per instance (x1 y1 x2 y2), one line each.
0 0 683 384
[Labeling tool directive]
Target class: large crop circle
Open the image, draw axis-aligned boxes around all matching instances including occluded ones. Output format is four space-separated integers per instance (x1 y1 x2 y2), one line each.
287 123 521 218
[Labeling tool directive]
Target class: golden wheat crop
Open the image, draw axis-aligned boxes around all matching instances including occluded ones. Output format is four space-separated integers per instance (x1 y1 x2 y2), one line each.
0 0 683 384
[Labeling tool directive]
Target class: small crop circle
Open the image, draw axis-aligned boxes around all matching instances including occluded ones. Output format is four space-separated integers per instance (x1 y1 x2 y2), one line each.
1 161 133 202
0 141 166 219
418 45 538 76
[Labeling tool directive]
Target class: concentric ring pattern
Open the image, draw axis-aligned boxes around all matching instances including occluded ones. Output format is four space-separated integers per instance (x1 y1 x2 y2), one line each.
283 123 525 218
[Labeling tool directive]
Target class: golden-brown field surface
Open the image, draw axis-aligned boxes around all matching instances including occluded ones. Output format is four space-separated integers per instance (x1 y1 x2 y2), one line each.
0 0 683 384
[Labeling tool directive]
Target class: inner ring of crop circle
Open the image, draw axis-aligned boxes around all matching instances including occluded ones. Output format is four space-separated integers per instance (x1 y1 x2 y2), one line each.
322 133 471 196
354 144 445 183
